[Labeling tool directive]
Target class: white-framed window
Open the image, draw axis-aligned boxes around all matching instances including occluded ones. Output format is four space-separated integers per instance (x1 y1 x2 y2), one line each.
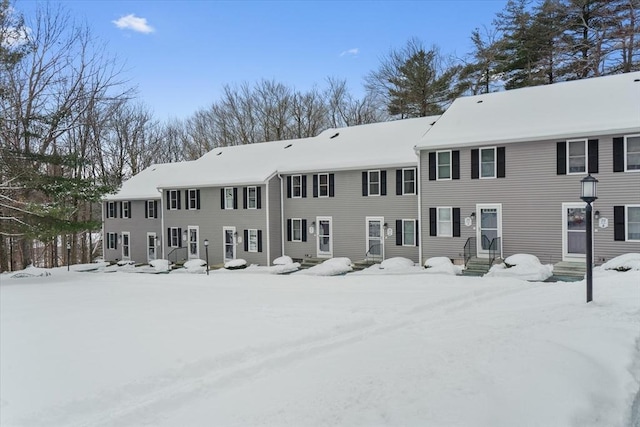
402 168 416 195
567 139 587 174
437 151 451 180
627 205 640 241
292 218 303 242
318 173 330 197
107 201 116 218
248 229 258 252
146 200 156 219
121 232 130 259
368 170 380 196
248 186 257 209
106 232 117 249
170 227 180 247
402 219 416 246
169 190 179 210
224 187 234 210
188 189 198 210
292 175 302 198
122 201 130 219
437 207 453 237
480 147 496 179
625 134 640 171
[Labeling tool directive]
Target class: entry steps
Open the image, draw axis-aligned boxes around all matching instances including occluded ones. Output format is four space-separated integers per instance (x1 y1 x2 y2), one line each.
462 257 502 277
298 258 376 272
549 261 586 282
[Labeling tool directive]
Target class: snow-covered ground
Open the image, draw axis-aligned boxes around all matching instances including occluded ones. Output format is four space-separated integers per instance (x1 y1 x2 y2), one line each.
1 266 639 426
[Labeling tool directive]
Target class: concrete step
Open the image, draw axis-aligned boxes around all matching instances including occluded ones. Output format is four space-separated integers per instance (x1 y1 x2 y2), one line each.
551 261 586 281
299 258 325 270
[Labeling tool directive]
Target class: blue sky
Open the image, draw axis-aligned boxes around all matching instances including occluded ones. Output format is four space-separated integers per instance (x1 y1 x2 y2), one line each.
17 0 508 120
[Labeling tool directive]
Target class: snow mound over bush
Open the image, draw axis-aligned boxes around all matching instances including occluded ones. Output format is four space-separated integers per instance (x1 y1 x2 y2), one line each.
486 254 553 281
599 253 640 272
170 259 208 274
117 260 136 266
273 256 294 266
71 262 110 272
242 263 301 275
149 259 170 272
380 257 415 270
424 257 462 275
298 258 353 276
9 265 52 278
225 259 247 270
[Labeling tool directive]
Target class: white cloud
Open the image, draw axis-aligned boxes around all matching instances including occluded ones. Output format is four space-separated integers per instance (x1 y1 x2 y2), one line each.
340 48 359 57
112 14 155 34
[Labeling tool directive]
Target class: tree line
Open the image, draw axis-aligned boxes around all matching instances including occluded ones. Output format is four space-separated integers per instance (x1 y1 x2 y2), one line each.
1 0 638 270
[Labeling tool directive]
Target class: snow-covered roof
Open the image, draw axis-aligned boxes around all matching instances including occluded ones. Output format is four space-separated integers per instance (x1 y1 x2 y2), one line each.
104 162 194 201
416 72 640 150
276 116 439 174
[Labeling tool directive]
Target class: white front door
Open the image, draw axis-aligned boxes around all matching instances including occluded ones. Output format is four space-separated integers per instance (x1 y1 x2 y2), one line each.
188 226 199 259
366 217 384 260
121 232 131 260
476 204 502 257
147 232 156 262
223 226 236 261
316 217 332 258
562 202 587 261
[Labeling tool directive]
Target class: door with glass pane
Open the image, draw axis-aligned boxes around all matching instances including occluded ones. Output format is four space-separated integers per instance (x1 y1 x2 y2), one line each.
563 203 586 260
188 226 199 259
476 204 502 257
366 217 384 261
147 232 156 262
122 232 130 260
223 226 236 261
316 217 332 258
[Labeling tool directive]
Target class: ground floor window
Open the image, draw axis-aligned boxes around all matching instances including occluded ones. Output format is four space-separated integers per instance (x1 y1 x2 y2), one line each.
627 205 640 241
106 232 117 250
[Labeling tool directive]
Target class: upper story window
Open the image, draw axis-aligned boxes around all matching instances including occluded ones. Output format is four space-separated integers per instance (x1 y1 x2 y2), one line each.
187 189 200 210
368 171 380 196
626 135 640 171
224 187 234 210
403 168 415 195
480 148 496 178
567 139 587 174
169 190 179 210
247 186 257 209
146 200 157 219
106 201 116 218
292 175 302 198
121 201 130 219
318 173 330 197
437 151 451 180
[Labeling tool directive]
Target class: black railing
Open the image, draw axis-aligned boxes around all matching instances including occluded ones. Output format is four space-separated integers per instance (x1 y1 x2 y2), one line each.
167 247 187 264
365 243 383 264
463 237 476 266
488 237 502 267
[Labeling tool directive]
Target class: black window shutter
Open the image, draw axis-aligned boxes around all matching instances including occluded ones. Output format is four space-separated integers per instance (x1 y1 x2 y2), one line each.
233 188 238 209
243 187 248 209
287 219 292 241
453 208 461 237
167 228 171 246
614 206 625 241
244 230 249 251
287 176 292 198
184 190 189 210
178 228 182 247
257 187 262 209
613 137 624 172
429 208 437 236
302 219 307 242
177 191 181 210
119 202 123 218
471 149 479 179
220 189 225 209
396 170 403 195
429 152 436 180
114 233 118 250
302 175 307 198
329 174 335 197
396 220 402 246
497 147 506 178
588 139 599 174
362 172 368 196
165 190 170 208
452 151 460 180
313 175 318 197
257 230 263 252
381 171 387 195
196 190 201 209
557 142 567 175
154 201 158 218
128 202 132 218
145 202 148 218
415 220 419 245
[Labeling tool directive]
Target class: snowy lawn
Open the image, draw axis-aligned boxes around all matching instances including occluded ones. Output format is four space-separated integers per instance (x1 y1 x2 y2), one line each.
1 268 639 426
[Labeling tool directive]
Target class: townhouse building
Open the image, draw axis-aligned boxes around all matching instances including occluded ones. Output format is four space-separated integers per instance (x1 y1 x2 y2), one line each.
416 71 640 266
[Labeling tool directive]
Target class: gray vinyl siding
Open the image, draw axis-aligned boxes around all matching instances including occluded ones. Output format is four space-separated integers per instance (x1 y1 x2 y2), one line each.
163 185 271 266
103 200 161 263
420 134 640 264
283 168 419 263
267 176 283 264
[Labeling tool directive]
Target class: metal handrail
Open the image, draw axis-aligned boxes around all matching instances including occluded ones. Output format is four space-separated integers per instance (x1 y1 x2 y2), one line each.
463 237 476 266
167 247 187 264
488 237 502 267
365 243 383 264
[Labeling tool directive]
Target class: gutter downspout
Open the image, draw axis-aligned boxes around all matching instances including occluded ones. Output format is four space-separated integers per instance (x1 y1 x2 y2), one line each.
278 173 285 257
101 201 105 261
159 188 165 259
265 180 271 266
415 146 423 267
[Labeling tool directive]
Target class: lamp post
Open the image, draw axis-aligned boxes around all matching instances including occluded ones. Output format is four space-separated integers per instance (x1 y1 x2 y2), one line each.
204 239 209 276
580 174 598 303
66 241 71 271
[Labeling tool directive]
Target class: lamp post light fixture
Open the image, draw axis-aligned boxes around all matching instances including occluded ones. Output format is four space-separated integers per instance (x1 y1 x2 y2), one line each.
580 174 598 303
204 239 209 276
66 241 71 271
